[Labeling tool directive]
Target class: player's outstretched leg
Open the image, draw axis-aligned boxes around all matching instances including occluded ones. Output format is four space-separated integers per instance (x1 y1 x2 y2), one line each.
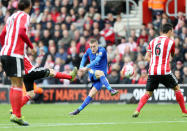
96 71 119 96
70 87 97 115
100 75 118 96
70 96 92 115
10 67 78 114
19 67 77 109
132 92 151 118
70 67 78 81
53 67 77 81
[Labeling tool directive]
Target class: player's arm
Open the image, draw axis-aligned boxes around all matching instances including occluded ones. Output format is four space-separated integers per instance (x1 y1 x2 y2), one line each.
145 51 151 62
145 41 152 62
0 25 6 47
19 15 33 49
19 28 33 49
171 50 175 57
79 50 89 69
171 41 175 57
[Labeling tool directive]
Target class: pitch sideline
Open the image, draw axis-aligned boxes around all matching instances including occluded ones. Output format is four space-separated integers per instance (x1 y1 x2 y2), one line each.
0 120 187 128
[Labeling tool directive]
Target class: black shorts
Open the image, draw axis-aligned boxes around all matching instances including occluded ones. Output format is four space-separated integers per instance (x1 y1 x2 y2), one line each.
0 55 24 77
146 73 178 91
23 67 50 91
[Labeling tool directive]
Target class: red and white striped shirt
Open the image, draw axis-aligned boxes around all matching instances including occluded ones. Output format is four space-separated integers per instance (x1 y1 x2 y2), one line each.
24 55 35 75
0 11 33 59
147 36 175 75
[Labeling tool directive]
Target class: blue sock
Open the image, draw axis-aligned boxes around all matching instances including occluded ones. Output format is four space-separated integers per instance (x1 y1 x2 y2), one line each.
78 96 92 111
100 75 112 91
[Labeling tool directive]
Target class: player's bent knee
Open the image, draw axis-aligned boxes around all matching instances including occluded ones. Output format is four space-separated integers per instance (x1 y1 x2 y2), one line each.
173 85 180 91
146 91 153 96
48 69 55 77
95 70 104 78
10 77 23 87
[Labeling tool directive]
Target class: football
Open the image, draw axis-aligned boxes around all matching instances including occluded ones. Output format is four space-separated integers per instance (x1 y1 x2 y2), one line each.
122 65 134 78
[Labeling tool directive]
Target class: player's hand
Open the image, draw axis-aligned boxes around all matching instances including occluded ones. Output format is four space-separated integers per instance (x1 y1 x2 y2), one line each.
79 67 90 72
79 67 87 72
30 48 36 55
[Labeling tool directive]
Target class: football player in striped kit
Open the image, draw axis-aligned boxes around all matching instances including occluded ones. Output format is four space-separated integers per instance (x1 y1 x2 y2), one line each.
0 0 33 126
132 23 187 117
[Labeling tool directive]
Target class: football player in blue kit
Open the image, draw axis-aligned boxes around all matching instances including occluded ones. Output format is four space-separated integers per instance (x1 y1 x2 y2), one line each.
70 39 119 115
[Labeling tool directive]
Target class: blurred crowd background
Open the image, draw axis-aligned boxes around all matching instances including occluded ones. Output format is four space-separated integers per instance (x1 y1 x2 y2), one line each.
0 0 186 85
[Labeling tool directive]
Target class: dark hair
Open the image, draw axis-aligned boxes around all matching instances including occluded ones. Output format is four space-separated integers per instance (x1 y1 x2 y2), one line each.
89 38 98 44
18 0 31 11
161 23 173 33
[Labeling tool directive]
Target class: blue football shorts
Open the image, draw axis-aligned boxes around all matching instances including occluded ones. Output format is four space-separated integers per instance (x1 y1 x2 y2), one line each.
88 69 103 91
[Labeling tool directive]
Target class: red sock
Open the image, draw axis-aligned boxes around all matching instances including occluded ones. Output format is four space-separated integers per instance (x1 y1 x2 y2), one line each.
9 87 14 109
136 94 150 112
54 72 72 80
175 90 186 113
21 95 31 107
12 87 23 118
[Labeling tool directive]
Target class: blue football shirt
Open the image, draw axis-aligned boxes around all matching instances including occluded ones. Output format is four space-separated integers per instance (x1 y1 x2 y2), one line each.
80 47 108 75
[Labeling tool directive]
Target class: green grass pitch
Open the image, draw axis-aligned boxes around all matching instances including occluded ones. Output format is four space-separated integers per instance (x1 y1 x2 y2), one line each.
0 104 187 131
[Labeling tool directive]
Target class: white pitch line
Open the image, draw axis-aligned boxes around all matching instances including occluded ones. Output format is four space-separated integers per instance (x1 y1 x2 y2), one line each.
1 120 187 128
0 122 115 129
0 124 12 126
